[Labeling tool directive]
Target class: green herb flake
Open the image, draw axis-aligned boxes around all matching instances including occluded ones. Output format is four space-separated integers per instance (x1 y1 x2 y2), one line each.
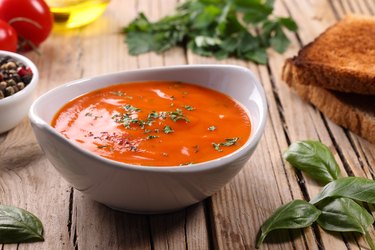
212 137 239 152
163 126 174 134
146 135 159 140
184 105 195 111
123 104 141 113
208 126 216 131
147 111 159 120
110 91 125 96
97 145 107 149
169 108 189 122
180 162 194 166
85 112 93 117
222 137 239 146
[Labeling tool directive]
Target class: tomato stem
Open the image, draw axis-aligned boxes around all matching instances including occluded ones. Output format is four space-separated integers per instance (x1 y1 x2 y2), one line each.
17 36 41 55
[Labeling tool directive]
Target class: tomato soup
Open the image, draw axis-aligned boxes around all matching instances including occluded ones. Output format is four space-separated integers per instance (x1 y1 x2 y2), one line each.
51 81 251 166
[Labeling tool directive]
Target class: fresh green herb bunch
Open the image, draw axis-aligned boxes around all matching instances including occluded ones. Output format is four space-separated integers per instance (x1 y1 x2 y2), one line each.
256 140 375 249
123 0 298 64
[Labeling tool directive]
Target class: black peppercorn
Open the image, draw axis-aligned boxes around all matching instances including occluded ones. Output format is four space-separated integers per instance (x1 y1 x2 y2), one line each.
0 56 33 100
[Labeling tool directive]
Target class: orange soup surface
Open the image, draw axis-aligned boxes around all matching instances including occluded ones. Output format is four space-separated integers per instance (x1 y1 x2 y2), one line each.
52 81 251 166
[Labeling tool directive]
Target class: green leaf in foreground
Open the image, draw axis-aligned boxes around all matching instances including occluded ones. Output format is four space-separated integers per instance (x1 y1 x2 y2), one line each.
310 176 375 205
256 200 321 248
316 197 374 234
0 205 44 244
283 140 340 184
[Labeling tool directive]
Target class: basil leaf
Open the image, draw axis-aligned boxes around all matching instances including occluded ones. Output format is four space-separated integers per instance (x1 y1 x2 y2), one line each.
0 205 44 243
283 140 340 184
310 176 375 204
256 200 321 248
316 197 374 234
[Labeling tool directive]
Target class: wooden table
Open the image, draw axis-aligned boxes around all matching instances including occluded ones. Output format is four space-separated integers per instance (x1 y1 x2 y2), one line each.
1 0 374 249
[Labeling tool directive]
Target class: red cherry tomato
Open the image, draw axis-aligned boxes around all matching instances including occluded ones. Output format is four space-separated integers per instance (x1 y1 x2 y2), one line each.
0 19 18 52
0 0 53 48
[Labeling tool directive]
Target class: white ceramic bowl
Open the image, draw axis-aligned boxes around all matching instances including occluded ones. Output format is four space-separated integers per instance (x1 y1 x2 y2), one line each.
0 51 39 133
29 65 267 214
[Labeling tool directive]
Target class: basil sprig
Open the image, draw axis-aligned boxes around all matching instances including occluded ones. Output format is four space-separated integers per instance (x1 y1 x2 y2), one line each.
256 140 375 250
0 205 44 244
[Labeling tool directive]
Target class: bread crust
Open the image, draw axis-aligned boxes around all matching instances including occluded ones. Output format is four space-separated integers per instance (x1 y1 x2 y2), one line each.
282 59 375 143
291 15 375 95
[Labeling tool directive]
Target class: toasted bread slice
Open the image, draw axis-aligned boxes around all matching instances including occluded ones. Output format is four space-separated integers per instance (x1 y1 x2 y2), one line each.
282 60 375 143
289 15 375 95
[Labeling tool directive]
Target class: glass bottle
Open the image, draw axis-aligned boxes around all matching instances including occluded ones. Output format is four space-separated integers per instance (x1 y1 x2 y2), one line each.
45 0 110 29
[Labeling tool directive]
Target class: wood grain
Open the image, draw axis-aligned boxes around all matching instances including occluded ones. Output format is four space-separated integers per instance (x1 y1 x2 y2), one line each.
0 0 373 249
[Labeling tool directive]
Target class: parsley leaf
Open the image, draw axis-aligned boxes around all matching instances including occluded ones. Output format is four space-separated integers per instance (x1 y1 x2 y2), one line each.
123 0 297 64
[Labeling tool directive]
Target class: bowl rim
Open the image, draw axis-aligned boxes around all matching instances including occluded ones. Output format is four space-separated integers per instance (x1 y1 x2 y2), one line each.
0 50 39 106
29 64 267 173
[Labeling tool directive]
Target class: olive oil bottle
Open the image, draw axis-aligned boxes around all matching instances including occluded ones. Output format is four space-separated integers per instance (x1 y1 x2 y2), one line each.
45 0 110 29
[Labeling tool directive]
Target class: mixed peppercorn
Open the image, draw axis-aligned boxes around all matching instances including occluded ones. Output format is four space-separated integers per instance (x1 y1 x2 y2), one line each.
0 56 33 99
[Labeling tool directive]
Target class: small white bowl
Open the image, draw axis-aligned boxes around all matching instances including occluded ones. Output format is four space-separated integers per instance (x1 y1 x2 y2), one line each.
0 51 39 133
29 65 267 214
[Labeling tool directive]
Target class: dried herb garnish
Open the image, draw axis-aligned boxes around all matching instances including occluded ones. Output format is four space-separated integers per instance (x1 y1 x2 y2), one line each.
146 135 159 140
123 104 141 113
169 108 189 122
163 126 174 134
208 125 216 131
212 137 239 152
184 105 195 111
